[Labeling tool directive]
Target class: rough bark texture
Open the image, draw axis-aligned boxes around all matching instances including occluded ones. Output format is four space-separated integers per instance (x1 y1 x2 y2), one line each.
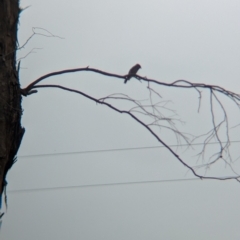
0 0 24 204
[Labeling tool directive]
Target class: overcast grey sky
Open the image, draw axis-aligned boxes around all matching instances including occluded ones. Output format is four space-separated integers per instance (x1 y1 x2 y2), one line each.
1 0 240 239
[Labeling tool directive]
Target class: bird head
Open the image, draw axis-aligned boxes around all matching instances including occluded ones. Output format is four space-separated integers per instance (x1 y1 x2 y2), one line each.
136 64 141 69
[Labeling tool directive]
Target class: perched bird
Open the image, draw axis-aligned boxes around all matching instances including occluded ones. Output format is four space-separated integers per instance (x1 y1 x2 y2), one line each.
124 64 141 84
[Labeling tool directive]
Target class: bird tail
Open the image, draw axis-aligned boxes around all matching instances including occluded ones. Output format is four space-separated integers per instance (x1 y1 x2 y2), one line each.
124 76 131 84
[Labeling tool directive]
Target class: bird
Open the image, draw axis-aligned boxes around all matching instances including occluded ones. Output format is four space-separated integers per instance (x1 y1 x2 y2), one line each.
124 64 141 84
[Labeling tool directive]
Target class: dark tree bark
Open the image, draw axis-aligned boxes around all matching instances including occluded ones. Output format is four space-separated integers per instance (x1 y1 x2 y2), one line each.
0 0 24 210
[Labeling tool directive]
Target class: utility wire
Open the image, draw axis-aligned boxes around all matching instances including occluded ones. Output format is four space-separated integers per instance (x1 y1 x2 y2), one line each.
8 177 201 193
18 140 240 159
12 141 239 193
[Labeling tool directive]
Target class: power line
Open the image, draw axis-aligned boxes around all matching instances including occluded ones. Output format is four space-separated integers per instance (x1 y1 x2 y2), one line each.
18 140 240 159
12 141 238 193
8 177 201 193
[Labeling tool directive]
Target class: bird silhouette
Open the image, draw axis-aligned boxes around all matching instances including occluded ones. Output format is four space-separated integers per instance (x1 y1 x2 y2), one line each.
124 64 141 84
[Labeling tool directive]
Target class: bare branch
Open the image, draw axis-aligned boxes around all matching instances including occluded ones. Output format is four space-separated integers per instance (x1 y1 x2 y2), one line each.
28 84 240 182
17 27 64 51
3 27 64 61
17 48 42 61
20 67 240 181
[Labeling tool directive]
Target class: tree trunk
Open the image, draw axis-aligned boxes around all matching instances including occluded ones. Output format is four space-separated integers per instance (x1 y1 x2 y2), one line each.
0 0 24 210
